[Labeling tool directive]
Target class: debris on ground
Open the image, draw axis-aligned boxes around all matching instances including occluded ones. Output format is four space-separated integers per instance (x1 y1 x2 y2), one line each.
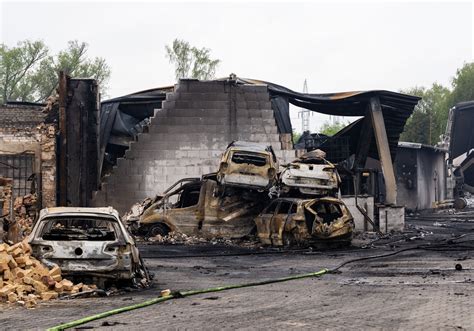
0 239 96 308
123 198 154 223
146 231 262 248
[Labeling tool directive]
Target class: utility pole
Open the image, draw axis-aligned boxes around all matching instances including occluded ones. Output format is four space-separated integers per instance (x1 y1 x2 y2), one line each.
298 79 311 132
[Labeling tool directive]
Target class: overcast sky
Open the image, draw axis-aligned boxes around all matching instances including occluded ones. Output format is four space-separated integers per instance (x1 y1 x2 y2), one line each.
1 1 473 131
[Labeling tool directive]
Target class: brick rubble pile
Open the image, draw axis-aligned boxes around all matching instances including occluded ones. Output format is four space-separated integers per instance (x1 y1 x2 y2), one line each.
0 240 95 308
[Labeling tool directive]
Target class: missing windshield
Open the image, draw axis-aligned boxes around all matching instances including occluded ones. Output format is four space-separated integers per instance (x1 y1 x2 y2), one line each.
41 217 117 241
231 152 267 166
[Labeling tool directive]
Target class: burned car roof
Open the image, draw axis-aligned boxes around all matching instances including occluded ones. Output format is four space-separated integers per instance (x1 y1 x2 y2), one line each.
226 141 275 153
39 207 119 219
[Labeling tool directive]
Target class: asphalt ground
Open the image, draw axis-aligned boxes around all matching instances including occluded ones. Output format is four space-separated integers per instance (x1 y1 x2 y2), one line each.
0 214 473 330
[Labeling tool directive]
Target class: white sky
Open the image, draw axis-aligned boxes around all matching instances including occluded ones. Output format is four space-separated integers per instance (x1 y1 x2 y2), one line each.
1 0 473 132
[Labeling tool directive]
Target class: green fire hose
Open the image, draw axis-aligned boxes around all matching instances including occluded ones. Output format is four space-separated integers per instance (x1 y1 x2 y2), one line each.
47 268 329 331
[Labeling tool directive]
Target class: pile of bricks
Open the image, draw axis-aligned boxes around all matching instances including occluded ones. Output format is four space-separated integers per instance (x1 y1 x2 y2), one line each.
14 194 37 236
0 240 95 308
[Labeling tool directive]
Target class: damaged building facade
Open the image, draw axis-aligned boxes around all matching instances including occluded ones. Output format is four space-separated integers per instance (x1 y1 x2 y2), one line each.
0 102 56 209
1 75 422 239
91 78 420 234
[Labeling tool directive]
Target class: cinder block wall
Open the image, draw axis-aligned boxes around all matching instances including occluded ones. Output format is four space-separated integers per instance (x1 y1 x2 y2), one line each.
92 80 296 214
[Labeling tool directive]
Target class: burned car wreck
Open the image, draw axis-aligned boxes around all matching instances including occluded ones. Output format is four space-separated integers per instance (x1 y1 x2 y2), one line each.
132 176 269 239
28 207 149 287
280 149 340 197
217 141 279 191
128 141 355 247
254 197 354 247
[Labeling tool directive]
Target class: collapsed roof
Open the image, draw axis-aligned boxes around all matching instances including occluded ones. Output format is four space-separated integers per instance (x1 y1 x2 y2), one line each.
99 77 420 172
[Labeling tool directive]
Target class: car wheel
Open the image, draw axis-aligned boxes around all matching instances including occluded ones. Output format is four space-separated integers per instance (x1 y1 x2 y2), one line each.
147 223 170 238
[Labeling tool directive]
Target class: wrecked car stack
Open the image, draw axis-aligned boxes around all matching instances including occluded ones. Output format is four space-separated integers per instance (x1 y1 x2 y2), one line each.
130 141 354 247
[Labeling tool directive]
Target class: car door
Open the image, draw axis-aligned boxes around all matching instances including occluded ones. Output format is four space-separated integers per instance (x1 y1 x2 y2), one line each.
269 201 293 246
255 200 280 245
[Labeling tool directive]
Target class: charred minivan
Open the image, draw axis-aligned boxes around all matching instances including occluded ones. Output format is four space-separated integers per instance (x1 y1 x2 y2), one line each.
134 177 267 239
254 197 354 247
217 141 278 190
28 207 148 286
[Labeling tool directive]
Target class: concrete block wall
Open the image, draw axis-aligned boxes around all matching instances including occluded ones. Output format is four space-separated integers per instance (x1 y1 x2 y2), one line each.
92 80 296 213
341 196 375 232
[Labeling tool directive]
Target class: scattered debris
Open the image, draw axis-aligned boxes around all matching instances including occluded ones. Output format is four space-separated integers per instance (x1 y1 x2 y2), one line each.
0 239 95 308
160 289 171 297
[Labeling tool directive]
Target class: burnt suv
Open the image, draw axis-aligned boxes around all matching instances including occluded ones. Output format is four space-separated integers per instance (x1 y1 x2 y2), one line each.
217 141 278 191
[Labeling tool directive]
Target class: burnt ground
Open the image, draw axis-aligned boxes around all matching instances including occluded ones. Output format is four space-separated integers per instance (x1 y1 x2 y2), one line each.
1 215 473 330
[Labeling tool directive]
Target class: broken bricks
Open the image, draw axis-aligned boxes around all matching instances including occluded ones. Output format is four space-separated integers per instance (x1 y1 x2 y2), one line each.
0 239 92 307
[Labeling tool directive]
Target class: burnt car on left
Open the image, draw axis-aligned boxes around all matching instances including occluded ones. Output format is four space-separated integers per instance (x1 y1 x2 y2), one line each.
28 207 149 287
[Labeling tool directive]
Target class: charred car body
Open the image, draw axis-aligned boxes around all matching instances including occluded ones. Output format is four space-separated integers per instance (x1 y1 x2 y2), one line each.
280 149 340 197
254 197 354 247
29 207 149 287
217 141 279 191
133 176 268 239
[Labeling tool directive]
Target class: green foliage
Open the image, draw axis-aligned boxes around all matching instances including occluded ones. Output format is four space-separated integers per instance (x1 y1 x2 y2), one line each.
400 62 474 145
165 39 220 81
400 84 450 145
450 62 474 104
0 40 111 104
320 121 347 136
292 131 302 144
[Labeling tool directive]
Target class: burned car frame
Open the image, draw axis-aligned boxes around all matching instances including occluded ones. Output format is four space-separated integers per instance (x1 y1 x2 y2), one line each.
217 141 279 191
134 176 268 239
254 197 354 247
28 207 148 286
280 149 341 197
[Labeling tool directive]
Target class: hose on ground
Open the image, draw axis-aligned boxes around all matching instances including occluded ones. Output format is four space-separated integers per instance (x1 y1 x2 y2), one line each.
47 268 329 331
47 239 474 330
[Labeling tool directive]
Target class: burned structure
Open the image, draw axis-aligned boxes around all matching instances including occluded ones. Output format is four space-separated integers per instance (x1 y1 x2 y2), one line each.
1 75 420 241
93 78 419 236
92 79 296 213
441 101 474 201
0 102 54 208
396 142 447 211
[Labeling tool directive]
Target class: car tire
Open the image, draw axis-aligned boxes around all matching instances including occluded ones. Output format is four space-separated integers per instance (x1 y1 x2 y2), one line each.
147 223 170 238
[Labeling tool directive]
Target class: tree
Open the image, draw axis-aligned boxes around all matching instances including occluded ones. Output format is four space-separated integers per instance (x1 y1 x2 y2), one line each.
450 62 474 105
320 120 348 136
165 39 220 81
400 84 450 145
0 40 111 104
292 130 302 144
